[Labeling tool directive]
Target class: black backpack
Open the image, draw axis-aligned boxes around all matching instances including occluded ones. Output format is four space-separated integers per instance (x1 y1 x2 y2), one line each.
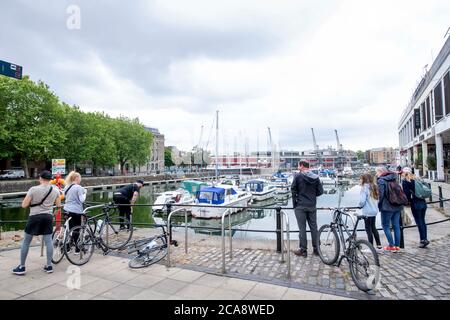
387 180 408 206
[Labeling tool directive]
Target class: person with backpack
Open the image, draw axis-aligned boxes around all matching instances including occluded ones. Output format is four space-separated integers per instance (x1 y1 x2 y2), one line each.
376 167 407 252
12 171 61 275
63 171 87 253
401 167 430 248
358 174 382 250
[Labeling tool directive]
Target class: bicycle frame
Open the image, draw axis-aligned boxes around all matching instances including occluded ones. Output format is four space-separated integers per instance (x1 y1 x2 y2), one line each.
80 205 120 253
331 209 362 266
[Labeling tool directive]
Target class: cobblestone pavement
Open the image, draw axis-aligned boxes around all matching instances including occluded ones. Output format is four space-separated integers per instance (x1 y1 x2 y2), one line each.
167 235 450 300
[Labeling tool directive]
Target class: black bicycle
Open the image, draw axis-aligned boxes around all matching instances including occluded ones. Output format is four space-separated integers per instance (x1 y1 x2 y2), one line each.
126 224 178 269
64 203 133 266
317 207 380 292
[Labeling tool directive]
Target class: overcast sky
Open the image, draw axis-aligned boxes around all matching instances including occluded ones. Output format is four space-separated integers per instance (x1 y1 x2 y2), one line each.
1 0 449 154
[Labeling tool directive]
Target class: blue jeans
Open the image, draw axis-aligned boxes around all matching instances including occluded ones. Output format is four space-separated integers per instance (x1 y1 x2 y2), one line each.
411 207 427 241
381 210 401 247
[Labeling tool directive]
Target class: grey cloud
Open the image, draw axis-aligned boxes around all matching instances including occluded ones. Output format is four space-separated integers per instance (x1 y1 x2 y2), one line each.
1 0 338 113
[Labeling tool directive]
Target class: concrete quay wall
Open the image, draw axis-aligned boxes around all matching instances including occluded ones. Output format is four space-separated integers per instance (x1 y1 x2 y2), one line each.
0 173 216 196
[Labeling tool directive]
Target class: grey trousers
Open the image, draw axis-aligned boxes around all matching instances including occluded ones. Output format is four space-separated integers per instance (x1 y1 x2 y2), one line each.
20 232 53 267
294 207 319 251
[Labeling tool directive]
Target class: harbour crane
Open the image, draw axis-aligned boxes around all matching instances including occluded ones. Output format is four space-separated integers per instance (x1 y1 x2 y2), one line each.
197 125 204 168
311 128 322 167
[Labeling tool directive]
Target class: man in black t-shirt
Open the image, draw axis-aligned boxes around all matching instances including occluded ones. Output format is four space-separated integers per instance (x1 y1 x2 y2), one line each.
113 180 144 230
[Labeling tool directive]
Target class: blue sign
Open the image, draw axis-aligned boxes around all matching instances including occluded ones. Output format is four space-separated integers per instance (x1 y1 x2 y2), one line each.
0 60 23 80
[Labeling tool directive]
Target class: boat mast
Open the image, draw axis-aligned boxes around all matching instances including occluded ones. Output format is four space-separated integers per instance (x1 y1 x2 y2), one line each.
239 130 243 176
215 110 219 180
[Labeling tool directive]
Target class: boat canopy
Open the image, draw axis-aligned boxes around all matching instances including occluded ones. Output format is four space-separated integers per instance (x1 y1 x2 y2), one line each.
273 171 288 178
245 180 265 192
182 180 208 194
198 187 225 204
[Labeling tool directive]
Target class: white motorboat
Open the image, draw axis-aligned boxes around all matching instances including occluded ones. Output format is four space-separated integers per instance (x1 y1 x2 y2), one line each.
270 177 291 195
152 189 195 213
244 179 277 201
219 177 241 188
191 184 252 219
152 180 208 213
320 174 337 185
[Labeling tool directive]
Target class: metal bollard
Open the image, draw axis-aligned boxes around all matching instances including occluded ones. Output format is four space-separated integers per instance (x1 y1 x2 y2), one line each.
276 207 282 253
229 213 232 259
399 217 405 249
185 209 188 255
439 186 443 208
167 203 172 243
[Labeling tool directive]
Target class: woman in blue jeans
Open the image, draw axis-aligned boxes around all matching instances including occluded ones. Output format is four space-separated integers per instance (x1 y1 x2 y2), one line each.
401 167 429 248
376 167 402 252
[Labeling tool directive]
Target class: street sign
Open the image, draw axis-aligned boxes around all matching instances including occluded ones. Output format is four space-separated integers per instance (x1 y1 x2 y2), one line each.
0 60 23 80
52 159 66 175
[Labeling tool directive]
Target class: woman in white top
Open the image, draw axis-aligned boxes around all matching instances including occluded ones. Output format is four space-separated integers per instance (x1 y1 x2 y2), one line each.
359 174 382 249
63 171 87 253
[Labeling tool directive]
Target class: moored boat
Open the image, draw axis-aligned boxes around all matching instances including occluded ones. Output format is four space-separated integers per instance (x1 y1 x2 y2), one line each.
191 184 252 219
244 179 277 201
152 180 208 213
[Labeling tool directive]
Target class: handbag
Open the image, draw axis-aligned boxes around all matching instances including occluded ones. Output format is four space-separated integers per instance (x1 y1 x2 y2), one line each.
400 208 412 226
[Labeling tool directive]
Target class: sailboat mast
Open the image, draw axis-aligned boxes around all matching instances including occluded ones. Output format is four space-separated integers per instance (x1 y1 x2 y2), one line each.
215 110 219 179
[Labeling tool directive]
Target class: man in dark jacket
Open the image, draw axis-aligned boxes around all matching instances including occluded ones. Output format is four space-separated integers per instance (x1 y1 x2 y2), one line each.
291 161 324 257
376 167 403 252
113 179 144 230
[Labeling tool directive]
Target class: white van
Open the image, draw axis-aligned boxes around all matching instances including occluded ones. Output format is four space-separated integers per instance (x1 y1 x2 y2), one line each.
0 169 25 179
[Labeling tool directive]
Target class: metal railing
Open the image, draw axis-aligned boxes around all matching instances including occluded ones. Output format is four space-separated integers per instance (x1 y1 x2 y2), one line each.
279 209 291 279
2 198 450 279
221 208 233 273
167 206 189 267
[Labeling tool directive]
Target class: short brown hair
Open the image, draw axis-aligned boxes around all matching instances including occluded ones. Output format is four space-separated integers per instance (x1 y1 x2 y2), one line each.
298 161 310 168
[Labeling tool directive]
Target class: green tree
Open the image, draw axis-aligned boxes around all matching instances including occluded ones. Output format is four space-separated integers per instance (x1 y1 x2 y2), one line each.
165 147 174 167
112 117 152 175
0 76 66 177
82 112 117 174
356 150 365 162
427 155 437 170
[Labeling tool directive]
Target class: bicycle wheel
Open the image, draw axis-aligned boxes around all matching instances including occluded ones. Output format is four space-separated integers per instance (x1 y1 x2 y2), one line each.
349 239 380 292
101 216 133 250
128 236 167 269
318 224 340 265
51 227 65 264
64 225 95 266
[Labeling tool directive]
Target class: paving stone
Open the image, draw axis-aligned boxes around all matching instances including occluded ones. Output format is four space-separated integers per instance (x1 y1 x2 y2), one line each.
78 278 121 296
99 284 143 300
148 278 189 295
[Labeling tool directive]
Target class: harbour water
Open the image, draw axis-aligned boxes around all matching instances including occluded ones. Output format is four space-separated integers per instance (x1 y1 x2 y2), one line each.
0 181 380 240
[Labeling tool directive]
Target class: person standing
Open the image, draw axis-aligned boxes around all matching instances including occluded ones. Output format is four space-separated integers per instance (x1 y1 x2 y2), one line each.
112 179 144 230
401 167 429 248
63 171 87 253
376 167 405 252
359 174 382 249
291 161 324 257
12 171 61 275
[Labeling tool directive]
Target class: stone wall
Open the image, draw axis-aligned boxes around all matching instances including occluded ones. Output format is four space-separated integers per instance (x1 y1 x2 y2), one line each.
0 173 214 194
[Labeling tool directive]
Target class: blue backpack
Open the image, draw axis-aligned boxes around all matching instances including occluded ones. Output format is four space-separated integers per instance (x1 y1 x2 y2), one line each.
414 179 431 199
